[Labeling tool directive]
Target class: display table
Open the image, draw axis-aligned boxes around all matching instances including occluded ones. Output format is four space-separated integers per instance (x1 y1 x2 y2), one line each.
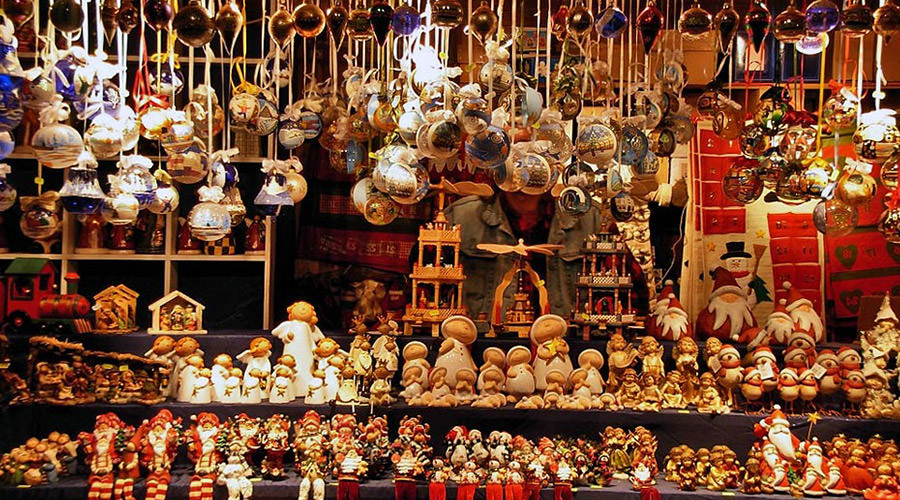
0 472 850 500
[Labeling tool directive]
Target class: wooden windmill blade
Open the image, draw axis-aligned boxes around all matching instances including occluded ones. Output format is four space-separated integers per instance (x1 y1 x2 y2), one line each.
523 244 564 256
476 243 518 255
440 179 494 198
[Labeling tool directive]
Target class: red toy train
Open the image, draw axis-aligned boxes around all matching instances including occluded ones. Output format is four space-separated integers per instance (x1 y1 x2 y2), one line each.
1 258 92 334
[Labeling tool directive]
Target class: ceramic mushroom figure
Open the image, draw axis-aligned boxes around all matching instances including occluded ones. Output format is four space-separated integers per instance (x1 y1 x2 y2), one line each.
577 349 606 395
505 345 536 403
271 301 325 398
236 337 272 400
433 315 477 389
531 314 573 391
477 347 506 392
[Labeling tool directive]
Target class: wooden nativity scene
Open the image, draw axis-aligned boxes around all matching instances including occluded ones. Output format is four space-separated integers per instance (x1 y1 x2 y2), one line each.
148 290 207 335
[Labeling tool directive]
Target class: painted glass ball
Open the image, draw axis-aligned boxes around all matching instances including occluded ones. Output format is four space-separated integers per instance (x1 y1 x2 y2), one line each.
149 184 180 215
596 6 628 38
648 128 676 157
798 158 833 197
805 0 840 33
167 141 209 184
774 4 806 42
244 92 279 136
616 124 649 166
363 193 399 225
754 86 792 134
85 115 124 159
478 61 514 96
551 89 583 121
518 153 554 195
712 104 743 139
189 200 231 241
101 193 140 225
813 199 857 236
739 125 770 158
426 119 462 159
835 170 877 206
60 166 104 215
853 120 900 162
679 1 713 38
610 192 636 221
20 201 61 239
148 63 184 95
159 112 195 155
0 131 14 160
173 0 215 47
465 126 510 169
558 186 592 217
780 124 817 162
277 118 305 150
823 88 859 133
0 88 23 133
874 1 900 42
392 3 420 35
879 206 900 244
723 158 763 204
493 159 529 192
575 122 617 166
32 123 82 169
456 95 491 135
50 0 85 32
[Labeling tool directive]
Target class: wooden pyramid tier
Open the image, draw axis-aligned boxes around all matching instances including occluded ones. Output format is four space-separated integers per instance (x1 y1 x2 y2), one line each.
572 230 638 339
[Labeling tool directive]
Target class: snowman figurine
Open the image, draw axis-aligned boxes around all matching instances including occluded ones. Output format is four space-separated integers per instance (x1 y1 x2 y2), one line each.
433 315 477 388
530 314 573 391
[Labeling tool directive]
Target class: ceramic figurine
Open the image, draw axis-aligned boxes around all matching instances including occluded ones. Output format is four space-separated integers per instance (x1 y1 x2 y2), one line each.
107 223 135 253
244 215 266 255
177 354 203 402
677 449 698 490
370 365 395 405
76 214 108 254
295 412 329 500
169 337 204 398
863 463 899 500
269 355 297 404
576 349 606 395
472 366 506 408
232 414 262 472
336 448 367 500
237 337 272 402
394 448 424 500
615 368 642 409
272 301 325 397
311 337 345 402
371 320 400 374
211 353 233 402
399 341 430 402
531 314 573 391
741 456 764 494
136 211 166 254
696 372 730 414
216 450 253 500
433 315 477 389
605 333 638 393
260 414 290 480
190 368 213 404
78 413 127 500
672 337 701 404
477 346 505 392
504 345 535 403
636 372 663 412
637 336 665 381
660 371 686 409
454 368 477 405
136 410 181 500
186 413 223 500
712 344 742 407
428 457 451 500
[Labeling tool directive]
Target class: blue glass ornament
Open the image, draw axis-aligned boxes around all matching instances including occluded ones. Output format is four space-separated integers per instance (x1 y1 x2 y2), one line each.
0 87 23 132
616 124 649 165
254 172 293 216
465 125 511 169
805 0 840 33
596 5 628 38
0 131 14 160
392 4 420 35
60 152 105 214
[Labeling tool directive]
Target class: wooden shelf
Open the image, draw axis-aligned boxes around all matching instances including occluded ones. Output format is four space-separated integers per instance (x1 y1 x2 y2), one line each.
0 252 63 259
170 254 267 262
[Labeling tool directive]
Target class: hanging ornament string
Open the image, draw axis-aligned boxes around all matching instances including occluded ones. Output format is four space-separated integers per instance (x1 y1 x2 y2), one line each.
814 48 827 154
545 0 552 104
874 0 885 110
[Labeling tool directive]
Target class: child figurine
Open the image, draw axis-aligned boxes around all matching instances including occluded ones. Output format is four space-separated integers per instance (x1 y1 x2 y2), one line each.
143 336 176 394
429 458 451 500
337 448 368 500
237 337 272 401
217 449 253 500
269 355 297 404
271 301 325 398
370 365 395 406
434 315 478 389
677 449 698 491
190 368 213 404
177 354 203 402
260 414 291 481
531 314 573 391
220 368 243 404
211 354 233 402
170 337 204 399
605 333 638 393
186 413 223 500
506 460 525 500
116 434 140 500
78 413 125 500
137 410 181 500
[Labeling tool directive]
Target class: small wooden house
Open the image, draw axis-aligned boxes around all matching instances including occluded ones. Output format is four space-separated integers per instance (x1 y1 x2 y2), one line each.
147 290 207 335
93 285 139 334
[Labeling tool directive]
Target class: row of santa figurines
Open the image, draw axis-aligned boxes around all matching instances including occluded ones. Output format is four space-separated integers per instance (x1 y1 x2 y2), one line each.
5 406 899 500
0 212 266 255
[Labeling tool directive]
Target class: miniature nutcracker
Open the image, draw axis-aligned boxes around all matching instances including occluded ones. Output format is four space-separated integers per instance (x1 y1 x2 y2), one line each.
457 460 482 500
78 413 126 500
260 414 290 480
429 458 451 500
337 448 368 500
553 458 575 500
187 413 223 500
136 410 181 500
272 301 325 397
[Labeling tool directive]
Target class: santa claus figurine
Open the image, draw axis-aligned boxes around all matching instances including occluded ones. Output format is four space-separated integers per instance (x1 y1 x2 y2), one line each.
187 413 223 500
754 406 800 492
646 280 676 339
78 413 126 500
654 294 693 341
783 282 825 343
136 410 180 500
805 438 846 496
696 267 757 342
764 299 793 345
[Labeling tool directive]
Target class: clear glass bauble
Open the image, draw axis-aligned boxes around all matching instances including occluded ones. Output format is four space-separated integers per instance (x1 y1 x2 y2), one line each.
874 0 900 43
723 158 763 204
616 123 649 166
805 0 840 33
159 111 195 155
715 1 741 54
478 61 514 96
773 3 805 42
813 199 857 236
84 114 124 159
189 201 232 241
431 0 464 29
392 3 420 35
167 140 209 184
60 166 105 214
779 124 817 161
0 176 15 211
823 88 859 133
101 193 140 225
835 170 877 206
148 184 180 214
881 151 899 188
596 5 627 38
32 123 82 168
292 0 326 38
853 120 900 162
20 198 61 240
879 205 900 244
841 0 874 37
172 0 215 47
117 157 158 207
558 185 592 216
575 122 617 165
744 0 771 51
636 0 664 55
465 125 511 169
678 1 712 38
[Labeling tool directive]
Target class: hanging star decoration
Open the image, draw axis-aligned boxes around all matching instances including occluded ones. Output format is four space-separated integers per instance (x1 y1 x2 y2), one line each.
806 412 821 440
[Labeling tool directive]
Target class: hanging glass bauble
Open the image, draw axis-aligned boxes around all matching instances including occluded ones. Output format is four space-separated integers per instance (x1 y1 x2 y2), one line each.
431 0 464 28
149 174 180 215
425 117 462 159
31 100 81 169
254 174 293 216
0 85 24 133
552 5 569 38
744 0 771 51
159 111 195 155
293 0 326 38
112 158 155 210
50 0 85 32
504 81 543 128
679 1 712 38
823 86 858 133
813 199 857 236
853 110 900 162
874 0 900 43
882 151 898 188
173 0 215 47
456 88 491 135
478 61 514 96
616 124 649 166
60 151 104 214
596 4 628 38
551 89 583 121
879 204 900 243
465 125 511 169
363 193 399 225
139 106 171 140
610 192 635 221
779 111 818 161
392 3 419 35
347 7 374 39
796 31 829 54
269 6 295 45
515 152 554 195
493 158 529 192
576 122 617 165
806 0 840 32
835 168 877 206
216 0 243 47
636 0 664 55
712 101 744 140
564 161 598 189
167 140 209 184
648 128 676 157
116 0 139 33
754 85 792 134
535 111 574 161
773 2 805 42
245 90 279 137
3 0 33 27
842 0 874 37
20 193 62 240
369 0 393 45
101 192 139 225
715 1 741 54
284 170 309 204
143 0 173 30
327 1 349 42
723 157 763 204
759 153 787 188
397 110 424 145
558 186 592 216
0 164 15 211
697 87 727 118
189 186 231 241
774 163 809 204
183 85 225 140
469 0 498 42
567 0 594 38
85 113 124 159
798 157 833 197
636 150 661 177
0 131 14 161
739 125 771 158
101 0 118 42
277 117 305 150
148 61 184 95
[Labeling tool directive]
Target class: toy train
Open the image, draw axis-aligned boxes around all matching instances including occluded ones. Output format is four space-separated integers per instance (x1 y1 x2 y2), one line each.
1 258 92 335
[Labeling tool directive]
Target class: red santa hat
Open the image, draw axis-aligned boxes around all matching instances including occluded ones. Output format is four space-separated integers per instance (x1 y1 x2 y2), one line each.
301 410 321 428
446 426 468 442
783 345 808 364
666 294 689 317
763 405 791 429
768 299 792 322
149 409 174 428
783 282 813 312
816 349 837 364
788 330 816 348
709 267 744 299
875 293 899 325
659 280 675 302
836 346 860 364
806 437 823 454
752 346 777 364
718 344 740 360
95 412 122 429
196 412 220 427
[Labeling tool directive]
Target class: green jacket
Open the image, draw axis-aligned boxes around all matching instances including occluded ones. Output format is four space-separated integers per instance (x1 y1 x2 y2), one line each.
444 195 607 321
